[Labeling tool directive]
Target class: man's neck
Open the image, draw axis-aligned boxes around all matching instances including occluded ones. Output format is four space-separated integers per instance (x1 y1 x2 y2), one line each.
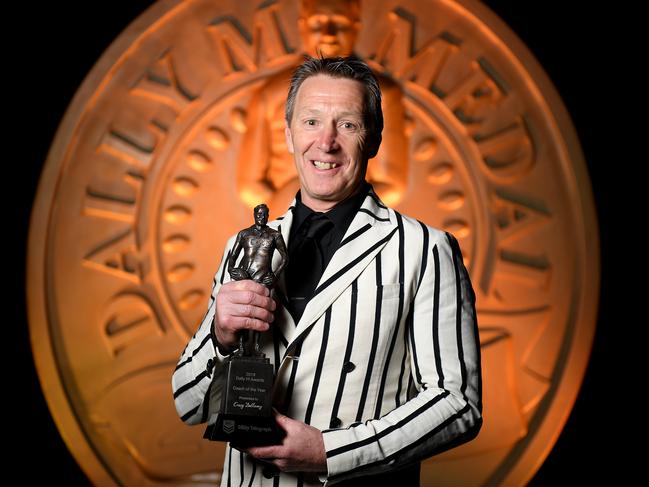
300 181 366 213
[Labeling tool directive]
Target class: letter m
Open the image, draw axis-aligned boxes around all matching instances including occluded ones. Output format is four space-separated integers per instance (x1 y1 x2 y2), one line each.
373 7 457 91
208 2 291 77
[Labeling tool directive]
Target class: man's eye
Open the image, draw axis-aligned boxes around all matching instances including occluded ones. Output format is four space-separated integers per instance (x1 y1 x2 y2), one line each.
342 122 356 129
305 119 317 126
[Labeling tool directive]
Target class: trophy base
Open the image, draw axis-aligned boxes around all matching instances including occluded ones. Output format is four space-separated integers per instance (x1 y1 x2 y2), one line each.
204 413 284 447
203 353 283 447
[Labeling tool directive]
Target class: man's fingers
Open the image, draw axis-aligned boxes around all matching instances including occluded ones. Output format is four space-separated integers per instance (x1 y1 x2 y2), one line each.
231 316 270 332
231 303 275 323
215 279 277 348
238 291 276 311
221 283 276 311
245 445 280 460
228 279 270 296
217 305 272 332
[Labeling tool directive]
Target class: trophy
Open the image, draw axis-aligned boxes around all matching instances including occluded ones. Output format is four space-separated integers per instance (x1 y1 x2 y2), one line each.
204 203 288 446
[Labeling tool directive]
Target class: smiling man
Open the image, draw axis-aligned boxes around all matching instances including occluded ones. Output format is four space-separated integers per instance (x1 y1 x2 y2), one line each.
172 57 482 486
285 74 375 210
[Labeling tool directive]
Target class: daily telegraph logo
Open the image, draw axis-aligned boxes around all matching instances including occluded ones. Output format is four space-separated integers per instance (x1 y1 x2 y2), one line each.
222 420 235 434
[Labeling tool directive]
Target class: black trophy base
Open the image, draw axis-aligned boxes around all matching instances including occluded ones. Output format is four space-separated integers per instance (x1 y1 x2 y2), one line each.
204 413 284 447
203 353 284 447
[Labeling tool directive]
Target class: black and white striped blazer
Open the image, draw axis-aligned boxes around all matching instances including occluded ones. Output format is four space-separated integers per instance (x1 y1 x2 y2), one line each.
172 187 482 485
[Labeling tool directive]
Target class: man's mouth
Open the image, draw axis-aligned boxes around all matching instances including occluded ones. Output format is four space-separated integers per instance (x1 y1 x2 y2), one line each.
312 160 340 170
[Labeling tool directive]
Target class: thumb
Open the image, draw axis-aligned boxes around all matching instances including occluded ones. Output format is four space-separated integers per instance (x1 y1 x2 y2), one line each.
272 409 292 439
272 409 292 427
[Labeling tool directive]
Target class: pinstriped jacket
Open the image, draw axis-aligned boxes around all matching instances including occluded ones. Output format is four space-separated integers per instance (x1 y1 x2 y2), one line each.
171 187 482 485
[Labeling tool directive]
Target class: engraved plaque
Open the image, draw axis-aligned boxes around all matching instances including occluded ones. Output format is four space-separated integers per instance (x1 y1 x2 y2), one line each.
221 364 274 418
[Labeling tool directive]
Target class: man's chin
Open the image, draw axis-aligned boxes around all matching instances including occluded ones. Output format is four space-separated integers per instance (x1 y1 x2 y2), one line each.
304 184 360 207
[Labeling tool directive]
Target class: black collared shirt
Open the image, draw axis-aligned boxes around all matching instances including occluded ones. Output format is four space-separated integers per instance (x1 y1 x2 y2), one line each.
285 181 371 323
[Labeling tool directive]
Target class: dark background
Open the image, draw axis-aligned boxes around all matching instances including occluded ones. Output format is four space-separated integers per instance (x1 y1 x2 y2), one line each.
10 1 629 484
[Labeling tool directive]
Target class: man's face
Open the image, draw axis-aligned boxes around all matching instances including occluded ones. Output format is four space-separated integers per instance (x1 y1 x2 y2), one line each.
285 75 369 211
299 1 360 57
254 208 268 226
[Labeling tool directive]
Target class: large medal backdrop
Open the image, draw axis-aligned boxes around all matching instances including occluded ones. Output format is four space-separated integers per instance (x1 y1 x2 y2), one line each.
27 1 598 485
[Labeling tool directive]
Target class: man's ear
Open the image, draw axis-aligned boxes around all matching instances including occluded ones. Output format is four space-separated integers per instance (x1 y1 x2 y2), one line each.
285 126 295 154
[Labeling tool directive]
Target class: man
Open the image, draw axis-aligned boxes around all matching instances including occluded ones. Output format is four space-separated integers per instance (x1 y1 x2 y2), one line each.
172 56 482 485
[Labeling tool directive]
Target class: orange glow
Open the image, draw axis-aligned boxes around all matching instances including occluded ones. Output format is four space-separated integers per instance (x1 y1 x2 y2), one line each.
26 1 599 485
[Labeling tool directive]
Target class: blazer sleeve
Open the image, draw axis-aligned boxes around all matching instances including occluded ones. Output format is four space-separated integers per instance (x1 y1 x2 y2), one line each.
321 229 483 483
171 238 235 425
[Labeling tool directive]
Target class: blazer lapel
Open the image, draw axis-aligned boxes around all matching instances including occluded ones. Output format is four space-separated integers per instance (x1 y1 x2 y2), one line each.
269 202 297 339
284 189 397 355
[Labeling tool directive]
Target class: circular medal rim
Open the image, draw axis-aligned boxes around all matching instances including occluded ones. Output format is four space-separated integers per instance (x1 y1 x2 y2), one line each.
26 1 185 484
453 0 600 484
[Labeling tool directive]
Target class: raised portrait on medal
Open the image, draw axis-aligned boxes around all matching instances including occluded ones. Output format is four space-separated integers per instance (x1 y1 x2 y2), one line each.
236 0 409 213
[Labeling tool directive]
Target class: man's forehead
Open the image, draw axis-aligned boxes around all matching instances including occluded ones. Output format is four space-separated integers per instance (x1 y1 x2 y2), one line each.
298 106 364 119
295 76 365 104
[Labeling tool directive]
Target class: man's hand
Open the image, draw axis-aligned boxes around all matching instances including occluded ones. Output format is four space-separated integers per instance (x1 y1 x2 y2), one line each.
244 411 327 473
214 280 276 350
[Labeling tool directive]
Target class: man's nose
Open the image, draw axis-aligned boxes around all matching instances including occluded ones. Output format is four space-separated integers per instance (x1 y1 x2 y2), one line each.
317 123 339 152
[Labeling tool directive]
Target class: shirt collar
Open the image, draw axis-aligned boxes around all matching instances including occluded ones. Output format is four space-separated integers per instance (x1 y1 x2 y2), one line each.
292 180 371 233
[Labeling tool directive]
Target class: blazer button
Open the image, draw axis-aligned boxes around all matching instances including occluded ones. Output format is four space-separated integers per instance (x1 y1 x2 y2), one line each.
343 361 356 373
263 466 279 479
330 417 342 428
206 358 214 378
